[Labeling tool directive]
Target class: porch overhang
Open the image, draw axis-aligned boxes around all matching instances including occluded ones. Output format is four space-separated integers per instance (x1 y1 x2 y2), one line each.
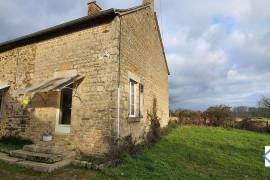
0 85 10 91
19 75 84 94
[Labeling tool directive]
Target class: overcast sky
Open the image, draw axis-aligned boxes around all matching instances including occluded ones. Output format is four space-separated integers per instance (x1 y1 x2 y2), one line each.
1 0 270 110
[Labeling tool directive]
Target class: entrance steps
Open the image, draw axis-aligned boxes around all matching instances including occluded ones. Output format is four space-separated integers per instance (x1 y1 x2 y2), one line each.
10 149 75 164
23 144 74 155
1 142 77 173
0 152 74 173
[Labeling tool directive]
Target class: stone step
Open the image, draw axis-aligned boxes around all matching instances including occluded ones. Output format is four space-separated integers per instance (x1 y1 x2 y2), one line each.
23 144 74 154
36 140 72 147
9 150 76 164
0 152 73 173
17 158 74 173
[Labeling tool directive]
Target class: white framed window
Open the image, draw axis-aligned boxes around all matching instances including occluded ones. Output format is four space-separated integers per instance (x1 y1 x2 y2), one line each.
129 79 137 117
139 84 144 117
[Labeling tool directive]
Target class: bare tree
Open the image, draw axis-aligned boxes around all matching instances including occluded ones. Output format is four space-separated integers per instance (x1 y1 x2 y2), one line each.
232 106 249 118
258 96 270 109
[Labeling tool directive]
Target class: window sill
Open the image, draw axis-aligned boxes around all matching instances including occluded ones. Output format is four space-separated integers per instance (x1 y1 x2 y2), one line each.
128 117 140 123
55 125 71 134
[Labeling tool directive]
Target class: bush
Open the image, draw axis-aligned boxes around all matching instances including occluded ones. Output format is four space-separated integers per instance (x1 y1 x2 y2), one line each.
160 120 178 136
145 98 161 145
205 105 233 127
105 98 180 166
174 109 204 125
236 118 270 133
107 135 141 165
236 118 251 130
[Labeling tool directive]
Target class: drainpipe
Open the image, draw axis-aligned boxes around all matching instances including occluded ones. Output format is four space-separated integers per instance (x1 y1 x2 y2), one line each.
117 87 120 138
117 15 122 138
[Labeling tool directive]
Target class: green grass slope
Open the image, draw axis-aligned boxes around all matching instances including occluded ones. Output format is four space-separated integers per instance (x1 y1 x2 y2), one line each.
96 127 270 180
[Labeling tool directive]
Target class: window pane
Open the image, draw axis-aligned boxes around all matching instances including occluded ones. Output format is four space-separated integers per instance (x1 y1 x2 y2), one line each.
130 81 135 115
130 80 137 116
139 84 144 117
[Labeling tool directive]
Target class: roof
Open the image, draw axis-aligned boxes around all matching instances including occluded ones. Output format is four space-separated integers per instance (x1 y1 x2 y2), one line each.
0 8 117 52
0 4 170 75
0 5 148 52
0 85 10 91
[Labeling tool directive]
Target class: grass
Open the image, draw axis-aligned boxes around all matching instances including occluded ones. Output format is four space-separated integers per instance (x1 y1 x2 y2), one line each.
0 162 97 180
95 126 270 180
0 127 269 179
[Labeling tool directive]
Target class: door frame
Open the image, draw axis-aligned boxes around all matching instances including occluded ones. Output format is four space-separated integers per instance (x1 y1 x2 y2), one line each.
55 91 71 134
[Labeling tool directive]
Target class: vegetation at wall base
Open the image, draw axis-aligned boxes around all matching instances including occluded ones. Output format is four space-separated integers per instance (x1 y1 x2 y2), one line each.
0 136 32 151
103 98 165 166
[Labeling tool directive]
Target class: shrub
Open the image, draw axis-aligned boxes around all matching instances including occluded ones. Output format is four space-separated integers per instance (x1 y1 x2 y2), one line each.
160 120 178 136
105 98 179 166
236 118 251 130
205 105 233 127
145 98 161 145
236 118 270 133
107 135 141 165
174 109 204 125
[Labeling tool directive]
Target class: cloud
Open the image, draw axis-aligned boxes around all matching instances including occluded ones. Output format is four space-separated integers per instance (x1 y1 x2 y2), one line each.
161 0 270 110
0 0 270 110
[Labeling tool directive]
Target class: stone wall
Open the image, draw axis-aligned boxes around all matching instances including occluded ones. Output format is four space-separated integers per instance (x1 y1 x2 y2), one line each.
0 18 121 155
0 44 36 138
118 7 170 139
31 18 120 155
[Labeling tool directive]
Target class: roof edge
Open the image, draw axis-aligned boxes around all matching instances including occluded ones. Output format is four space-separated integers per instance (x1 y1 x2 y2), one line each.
0 4 161 54
0 8 116 52
116 4 170 75
154 12 170 75
115 4 150 15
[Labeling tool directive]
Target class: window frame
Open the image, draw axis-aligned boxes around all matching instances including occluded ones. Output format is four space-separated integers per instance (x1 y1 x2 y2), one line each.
139 84 144 118
129 79 137 117
55 85 73 134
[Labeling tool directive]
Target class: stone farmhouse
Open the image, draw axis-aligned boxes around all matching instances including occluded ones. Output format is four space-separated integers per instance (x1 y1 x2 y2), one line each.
0 0 169 166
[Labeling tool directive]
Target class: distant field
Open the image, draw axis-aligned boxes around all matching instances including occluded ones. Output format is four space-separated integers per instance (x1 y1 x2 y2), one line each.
252 117 270 121
96 127 270 180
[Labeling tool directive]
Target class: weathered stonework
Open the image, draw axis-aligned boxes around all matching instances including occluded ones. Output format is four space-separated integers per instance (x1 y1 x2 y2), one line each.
0 44 36 138
0 4 169 155
118 7 170 139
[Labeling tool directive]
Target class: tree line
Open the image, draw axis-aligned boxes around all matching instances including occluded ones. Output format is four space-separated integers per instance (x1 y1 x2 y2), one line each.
170 97 270 128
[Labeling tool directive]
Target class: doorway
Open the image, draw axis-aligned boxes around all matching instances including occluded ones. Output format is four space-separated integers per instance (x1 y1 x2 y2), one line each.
59 85 73 125
56 85 73 134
